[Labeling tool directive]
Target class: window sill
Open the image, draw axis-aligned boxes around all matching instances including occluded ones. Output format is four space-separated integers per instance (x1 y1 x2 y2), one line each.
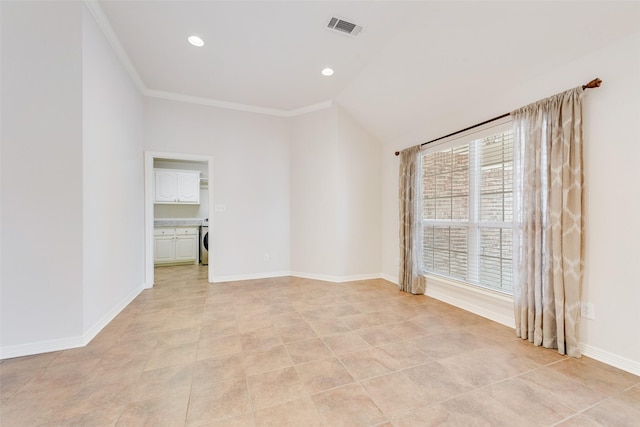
423 274 515 328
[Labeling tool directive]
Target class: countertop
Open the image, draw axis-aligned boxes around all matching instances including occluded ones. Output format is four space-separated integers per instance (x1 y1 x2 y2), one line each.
154 218 203 227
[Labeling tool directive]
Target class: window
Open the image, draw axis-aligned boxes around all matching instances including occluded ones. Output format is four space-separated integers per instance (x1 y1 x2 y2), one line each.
421 123 514 293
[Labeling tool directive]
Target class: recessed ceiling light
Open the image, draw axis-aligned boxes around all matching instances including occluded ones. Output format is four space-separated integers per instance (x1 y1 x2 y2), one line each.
188 36 204 47
321 67 334 76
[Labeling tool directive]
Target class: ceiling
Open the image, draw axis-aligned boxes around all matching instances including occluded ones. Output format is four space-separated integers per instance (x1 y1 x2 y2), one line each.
97 1 640 142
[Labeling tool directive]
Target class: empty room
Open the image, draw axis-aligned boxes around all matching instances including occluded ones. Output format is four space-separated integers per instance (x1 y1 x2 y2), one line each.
1 1 639 426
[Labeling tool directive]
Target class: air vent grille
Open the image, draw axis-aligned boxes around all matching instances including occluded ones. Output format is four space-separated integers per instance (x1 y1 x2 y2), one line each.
326 17 362 36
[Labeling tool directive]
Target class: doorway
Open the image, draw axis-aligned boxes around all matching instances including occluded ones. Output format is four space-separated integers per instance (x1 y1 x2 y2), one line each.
144 151 214 287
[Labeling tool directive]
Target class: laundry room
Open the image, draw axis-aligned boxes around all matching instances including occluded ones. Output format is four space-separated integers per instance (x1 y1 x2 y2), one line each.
152 158 209 269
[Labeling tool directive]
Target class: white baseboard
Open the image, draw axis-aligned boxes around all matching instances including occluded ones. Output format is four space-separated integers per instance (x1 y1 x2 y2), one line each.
0 283 145 360
340 273 382 282
289 271 382 283
212 271 292 283
7 273 637 377
422 276 640 376
380 273 399 285
0 336 85 360
580 343 640 376
213 271 385 284
82 283 145 344
424 275 515 328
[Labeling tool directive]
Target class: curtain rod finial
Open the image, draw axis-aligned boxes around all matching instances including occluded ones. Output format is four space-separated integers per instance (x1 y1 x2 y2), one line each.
583 78 602 90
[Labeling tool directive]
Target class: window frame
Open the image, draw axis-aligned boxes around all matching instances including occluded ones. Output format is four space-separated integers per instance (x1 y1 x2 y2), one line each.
419 117 514 295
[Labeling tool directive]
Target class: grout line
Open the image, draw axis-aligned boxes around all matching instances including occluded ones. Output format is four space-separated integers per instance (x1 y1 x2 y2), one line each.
6 266 635 426
623 381 640 392
549 396 612 427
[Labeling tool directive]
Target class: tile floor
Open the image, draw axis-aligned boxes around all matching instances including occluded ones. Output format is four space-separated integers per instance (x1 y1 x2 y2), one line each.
1 265 639 426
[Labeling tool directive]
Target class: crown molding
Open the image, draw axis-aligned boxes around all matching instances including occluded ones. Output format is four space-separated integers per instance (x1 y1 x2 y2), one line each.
83 0 333 118
145 90 333 117
146 89 288 116
83 0 146 93
144 89 287 117
285 100 334 117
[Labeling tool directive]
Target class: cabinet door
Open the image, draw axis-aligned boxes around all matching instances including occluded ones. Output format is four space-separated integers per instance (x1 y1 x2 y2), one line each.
177 172 200 203
154 236 175 263
175 235 197 262
155 170 178 202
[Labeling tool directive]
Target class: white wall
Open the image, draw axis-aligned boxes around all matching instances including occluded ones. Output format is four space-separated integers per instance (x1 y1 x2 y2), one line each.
576 34 640 372
1 1 84 353
82 6 145 337
143 98 291 281
290 108 341 277
290 106 382 280
381 32 640 374
4 2 635 375
335 107 382 277
0 2 146 358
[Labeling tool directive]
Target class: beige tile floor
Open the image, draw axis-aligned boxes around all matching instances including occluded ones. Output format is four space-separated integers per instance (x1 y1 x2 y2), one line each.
1 265 639 426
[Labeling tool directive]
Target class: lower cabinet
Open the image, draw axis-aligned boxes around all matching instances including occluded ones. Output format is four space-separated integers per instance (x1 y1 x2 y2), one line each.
154 227 199 265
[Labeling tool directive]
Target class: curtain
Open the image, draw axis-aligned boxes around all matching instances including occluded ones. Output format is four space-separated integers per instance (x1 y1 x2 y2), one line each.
512 87 585 357
399 145 426 295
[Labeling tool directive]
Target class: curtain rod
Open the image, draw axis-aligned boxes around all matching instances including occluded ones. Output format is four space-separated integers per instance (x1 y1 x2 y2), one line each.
394 77 602 156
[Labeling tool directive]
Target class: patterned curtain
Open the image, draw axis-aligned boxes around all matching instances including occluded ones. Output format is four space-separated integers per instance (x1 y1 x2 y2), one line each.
512 87 585 357
399 145 426 295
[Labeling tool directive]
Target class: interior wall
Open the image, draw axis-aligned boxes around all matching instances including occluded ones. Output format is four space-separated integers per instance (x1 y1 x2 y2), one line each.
1 1 84 353
290 106 382 280
289 108 341 278
380 32 640 373
335 106 382 277
82 6 145 336
576 33 640 371
153 189 209 219
143 98 291 281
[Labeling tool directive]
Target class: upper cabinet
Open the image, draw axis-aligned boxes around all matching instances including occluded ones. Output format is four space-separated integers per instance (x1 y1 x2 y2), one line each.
154 169 200 204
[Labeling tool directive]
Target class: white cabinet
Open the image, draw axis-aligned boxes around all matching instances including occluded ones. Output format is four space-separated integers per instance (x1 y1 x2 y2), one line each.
154 169 200 204
175 232 198 262
155 170 178 203
154 227 199 265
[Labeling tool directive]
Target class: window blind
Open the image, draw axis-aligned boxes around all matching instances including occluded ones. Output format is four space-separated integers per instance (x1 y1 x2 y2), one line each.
421 126 514 293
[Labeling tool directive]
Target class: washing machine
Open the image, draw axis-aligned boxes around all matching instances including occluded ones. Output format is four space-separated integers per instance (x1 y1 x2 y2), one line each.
200 218 209 265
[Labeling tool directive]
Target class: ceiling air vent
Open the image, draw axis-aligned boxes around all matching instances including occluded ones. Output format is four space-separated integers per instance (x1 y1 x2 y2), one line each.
326 17 362 36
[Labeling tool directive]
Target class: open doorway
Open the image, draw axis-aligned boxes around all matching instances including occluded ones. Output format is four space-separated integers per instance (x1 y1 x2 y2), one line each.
144 151 214 287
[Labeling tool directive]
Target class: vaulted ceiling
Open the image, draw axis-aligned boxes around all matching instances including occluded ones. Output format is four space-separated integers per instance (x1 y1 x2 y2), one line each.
98 1 640 142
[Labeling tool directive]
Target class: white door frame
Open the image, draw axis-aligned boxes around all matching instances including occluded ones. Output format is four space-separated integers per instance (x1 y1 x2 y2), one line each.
144 151 214 287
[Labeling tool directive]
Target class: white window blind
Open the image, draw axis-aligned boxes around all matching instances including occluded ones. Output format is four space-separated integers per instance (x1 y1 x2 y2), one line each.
421 124 514 293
